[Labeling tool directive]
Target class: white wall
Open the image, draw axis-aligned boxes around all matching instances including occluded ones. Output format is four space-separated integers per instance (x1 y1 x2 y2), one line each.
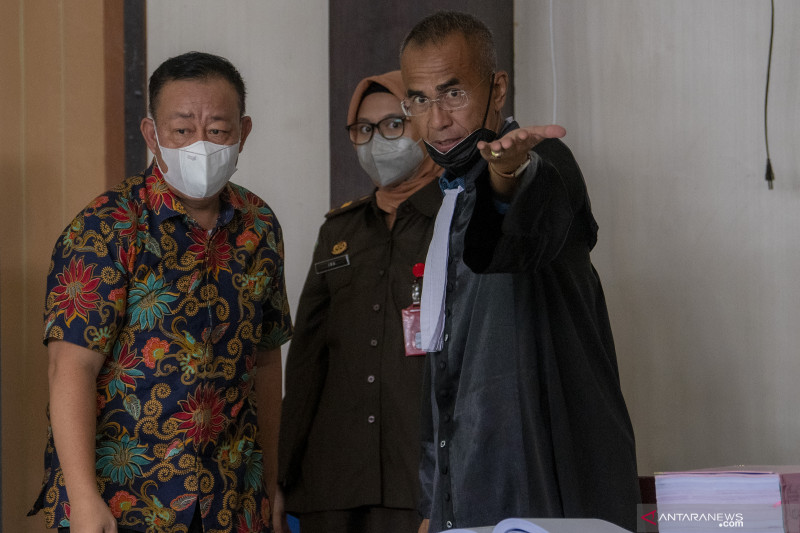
515 0 800 475
146 0 330 347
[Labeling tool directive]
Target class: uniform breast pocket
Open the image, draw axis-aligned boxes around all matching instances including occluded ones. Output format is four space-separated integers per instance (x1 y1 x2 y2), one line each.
323 263 352 294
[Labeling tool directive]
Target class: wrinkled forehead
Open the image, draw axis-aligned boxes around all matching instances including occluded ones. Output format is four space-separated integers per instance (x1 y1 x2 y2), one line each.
155 76 242 120
400 35 483 97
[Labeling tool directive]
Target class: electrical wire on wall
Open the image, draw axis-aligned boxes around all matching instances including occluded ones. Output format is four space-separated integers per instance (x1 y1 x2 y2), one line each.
764 0 775 189
549 0 557 124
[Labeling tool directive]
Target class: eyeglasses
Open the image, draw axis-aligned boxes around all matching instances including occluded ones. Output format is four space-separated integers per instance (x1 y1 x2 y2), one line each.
400 74 494 117
346 116 407 145
401 89 469 117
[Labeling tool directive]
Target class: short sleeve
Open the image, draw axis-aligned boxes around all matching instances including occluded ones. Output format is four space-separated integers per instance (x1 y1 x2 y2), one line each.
257 223 293 350
43 199 128 355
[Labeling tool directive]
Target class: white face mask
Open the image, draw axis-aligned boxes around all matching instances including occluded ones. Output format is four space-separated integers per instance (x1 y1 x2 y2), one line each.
154 128 240 199
356 135 425 188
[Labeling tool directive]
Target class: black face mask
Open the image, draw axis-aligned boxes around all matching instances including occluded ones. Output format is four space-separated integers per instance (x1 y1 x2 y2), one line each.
424 73 497 177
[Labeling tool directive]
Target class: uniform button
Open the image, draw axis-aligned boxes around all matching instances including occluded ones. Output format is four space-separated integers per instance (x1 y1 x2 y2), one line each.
367 375 375 383
441 465 448 475
445 308 451 317
440 440 446 448
444 492 451 502
370 339 378 347
379 269 385 276
446 282 454 292
446 521 453 528
443 333 449 342
438 361 446 370
372 303 381 311
367 415 376 423
444 413 451 422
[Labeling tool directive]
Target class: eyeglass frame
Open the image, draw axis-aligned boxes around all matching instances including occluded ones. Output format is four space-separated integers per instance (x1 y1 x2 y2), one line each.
400 73 495 117
345 115 409 145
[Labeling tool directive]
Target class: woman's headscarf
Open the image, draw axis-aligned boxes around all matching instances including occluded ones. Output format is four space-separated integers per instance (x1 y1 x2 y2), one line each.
347 70 441 226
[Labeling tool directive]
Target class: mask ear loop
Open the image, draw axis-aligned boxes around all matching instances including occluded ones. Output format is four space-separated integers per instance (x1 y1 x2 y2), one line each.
479 72 496 129
151 120 165 171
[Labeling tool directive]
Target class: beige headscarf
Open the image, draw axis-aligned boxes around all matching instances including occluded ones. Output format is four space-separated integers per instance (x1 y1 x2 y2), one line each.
347 70 441 228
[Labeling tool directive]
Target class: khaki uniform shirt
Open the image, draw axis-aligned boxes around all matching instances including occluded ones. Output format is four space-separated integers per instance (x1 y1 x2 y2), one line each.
279 179 442 512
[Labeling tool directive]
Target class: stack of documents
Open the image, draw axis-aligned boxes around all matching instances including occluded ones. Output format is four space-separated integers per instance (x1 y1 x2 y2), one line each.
654 465 800 532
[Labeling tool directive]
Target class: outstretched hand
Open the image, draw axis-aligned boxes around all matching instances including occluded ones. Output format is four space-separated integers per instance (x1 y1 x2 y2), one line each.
477 124 566 175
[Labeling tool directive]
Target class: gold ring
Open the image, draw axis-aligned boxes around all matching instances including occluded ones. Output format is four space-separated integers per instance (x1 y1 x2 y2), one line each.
490 150 502 158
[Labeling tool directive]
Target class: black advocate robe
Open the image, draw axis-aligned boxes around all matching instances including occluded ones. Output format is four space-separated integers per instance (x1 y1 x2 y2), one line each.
419 126 640 532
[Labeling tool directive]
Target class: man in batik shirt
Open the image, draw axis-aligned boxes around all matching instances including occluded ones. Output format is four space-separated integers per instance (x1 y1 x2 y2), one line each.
29 52 292 533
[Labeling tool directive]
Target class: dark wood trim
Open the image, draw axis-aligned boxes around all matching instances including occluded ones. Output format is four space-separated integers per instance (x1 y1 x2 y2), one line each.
102 0 148 186
123 0 147 180
104 1 125 189
0 263 3 526
640 475 656 503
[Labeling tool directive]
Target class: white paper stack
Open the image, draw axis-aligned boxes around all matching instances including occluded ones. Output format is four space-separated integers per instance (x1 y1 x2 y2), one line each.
654 466 800 533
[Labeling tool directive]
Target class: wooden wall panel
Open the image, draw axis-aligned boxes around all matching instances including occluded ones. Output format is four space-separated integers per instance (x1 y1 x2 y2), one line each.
0 1 124 531
63 4 109 210
104 1 126 188
11 3 64 530
0 0 22 525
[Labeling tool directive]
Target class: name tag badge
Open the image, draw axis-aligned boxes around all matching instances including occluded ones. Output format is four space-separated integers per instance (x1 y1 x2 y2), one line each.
315 254 350 274
402 305 426 356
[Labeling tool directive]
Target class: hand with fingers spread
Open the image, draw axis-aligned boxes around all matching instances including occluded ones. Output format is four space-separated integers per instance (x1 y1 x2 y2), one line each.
479 124 566 198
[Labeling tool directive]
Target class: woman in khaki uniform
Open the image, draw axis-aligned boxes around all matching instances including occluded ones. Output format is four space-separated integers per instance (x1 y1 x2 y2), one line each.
274 71 442 533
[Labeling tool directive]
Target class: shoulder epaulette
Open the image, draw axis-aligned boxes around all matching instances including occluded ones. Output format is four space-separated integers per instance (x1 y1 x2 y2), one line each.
325 194 372 219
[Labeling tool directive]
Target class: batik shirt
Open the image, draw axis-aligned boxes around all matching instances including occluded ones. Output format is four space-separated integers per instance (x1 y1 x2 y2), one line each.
30 163 293 532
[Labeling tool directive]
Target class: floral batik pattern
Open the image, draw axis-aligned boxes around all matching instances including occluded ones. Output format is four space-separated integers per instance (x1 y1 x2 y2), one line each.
30 163 292 533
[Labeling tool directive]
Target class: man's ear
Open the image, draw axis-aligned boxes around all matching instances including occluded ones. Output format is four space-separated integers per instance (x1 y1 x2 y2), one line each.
491 70 509 112
140 117 159 155
140 117 167 171
239 116 253 152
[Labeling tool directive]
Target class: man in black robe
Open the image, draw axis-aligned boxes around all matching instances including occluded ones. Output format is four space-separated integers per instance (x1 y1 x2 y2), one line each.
399 11 640 533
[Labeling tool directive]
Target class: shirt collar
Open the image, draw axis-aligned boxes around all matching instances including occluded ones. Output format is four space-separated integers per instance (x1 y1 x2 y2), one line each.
145 161 238 228
438 175 465 193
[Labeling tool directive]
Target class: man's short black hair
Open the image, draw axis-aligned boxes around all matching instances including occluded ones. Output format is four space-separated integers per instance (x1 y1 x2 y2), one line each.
400 11 497 77
148 51 246 121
